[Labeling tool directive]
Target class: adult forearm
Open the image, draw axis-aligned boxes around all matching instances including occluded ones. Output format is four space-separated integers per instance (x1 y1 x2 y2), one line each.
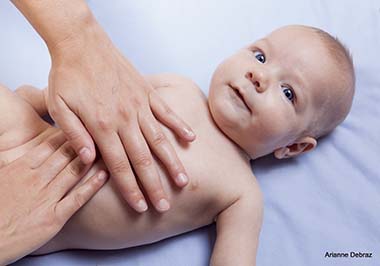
11 0 96 52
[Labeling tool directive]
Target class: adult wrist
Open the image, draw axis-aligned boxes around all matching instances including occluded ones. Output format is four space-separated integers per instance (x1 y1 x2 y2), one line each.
45 4 99 56
48 21 114 67
11 0 100 58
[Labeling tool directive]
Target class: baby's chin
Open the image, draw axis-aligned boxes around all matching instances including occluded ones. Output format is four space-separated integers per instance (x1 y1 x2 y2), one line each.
207 87 226 127
209 84 245 125
208 95 237 133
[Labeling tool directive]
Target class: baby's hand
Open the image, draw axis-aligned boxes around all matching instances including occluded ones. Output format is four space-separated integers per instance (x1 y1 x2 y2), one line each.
16 85 48 116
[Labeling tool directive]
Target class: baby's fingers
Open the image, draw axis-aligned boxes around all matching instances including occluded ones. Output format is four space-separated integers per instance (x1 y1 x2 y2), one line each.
55 170 108 224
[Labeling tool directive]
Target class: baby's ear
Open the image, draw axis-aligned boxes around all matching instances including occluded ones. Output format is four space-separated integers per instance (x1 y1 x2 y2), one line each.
15 85 48 116
274 136 317 159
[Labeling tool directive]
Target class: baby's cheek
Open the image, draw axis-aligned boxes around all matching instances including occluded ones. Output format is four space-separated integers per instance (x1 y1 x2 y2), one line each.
257 111 294 144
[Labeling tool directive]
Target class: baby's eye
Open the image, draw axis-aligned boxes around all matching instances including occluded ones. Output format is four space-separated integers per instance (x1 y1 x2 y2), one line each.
253 51 266 63
282 85 295 103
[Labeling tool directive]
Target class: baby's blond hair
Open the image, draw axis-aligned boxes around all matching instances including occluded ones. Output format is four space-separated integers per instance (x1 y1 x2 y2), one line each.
303 26 355 139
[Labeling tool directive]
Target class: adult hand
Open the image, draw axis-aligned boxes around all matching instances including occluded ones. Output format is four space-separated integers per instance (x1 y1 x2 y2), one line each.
12 0 196 213
0 131 108 265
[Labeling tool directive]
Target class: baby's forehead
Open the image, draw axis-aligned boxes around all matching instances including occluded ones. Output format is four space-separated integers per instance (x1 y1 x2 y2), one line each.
252 28 341 110
267 25 318 40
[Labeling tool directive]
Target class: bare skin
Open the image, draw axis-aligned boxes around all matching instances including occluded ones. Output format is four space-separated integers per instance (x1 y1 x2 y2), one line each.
11 0 196 213
1 25 352 265
0 77 263 265
0 128 108 265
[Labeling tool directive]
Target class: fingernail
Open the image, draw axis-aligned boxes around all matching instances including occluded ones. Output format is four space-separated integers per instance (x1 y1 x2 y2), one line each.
184 128 195 139
157 199 170 212
136 199 148 212
97 171 107 182
79 147 92 164
176 173 189 186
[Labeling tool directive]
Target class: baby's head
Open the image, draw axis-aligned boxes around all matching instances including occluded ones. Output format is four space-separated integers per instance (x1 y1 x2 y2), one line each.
209 25 355 159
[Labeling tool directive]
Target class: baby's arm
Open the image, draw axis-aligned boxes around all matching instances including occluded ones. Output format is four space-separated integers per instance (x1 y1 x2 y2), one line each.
15 85 48 116
0 84 48 152
210 189 263 266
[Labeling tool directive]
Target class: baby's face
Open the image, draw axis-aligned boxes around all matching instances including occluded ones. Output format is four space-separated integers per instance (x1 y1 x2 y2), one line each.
209 25 339 159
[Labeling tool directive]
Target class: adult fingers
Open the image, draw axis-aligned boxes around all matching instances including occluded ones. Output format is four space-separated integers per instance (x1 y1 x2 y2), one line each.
119 125 170 212
55 170 108 224
23 130 66 169
47 157 89 198
139 112 189 187
39 141 84 184
95 131 149 213
49 96 96 164
149 90 196 142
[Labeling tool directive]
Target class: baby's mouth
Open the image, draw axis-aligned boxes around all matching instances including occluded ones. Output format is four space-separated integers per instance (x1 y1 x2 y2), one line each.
229 83 251 112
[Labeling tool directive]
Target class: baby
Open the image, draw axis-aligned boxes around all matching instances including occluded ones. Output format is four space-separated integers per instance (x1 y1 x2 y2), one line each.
0 25 354 265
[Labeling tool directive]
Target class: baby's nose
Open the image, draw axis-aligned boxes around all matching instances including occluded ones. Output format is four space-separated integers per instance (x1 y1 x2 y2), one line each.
245 72 264 92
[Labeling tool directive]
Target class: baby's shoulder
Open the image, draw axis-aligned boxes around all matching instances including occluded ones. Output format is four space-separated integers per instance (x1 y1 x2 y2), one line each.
145 73 210 128
145 73 207 103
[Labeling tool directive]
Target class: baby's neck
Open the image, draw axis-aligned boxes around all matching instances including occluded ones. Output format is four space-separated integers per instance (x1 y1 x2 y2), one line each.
206 99 251 164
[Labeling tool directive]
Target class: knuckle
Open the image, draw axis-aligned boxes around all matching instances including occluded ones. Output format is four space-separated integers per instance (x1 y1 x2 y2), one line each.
123 187 143 202
118 105 133 123
131 97 142 108
134 154 153 168
59 143 77 159
52 213 65 229
111 159 130 175
66 160 85 176
148 187 166 200
39 203 62 231
41 212 60 232
65 128 83 142
163 104 173 115
91 176 103 188
95 115 113 131
46 136 62 152
152 131 167 146
73 192 85 209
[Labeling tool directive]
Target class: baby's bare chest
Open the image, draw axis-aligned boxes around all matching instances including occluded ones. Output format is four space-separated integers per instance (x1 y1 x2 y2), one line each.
150 92 252 229
59 82 255 248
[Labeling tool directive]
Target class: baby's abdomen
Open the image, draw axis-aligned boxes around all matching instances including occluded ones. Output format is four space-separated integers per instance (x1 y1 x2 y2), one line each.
34 82 224 254
35 156 216 254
